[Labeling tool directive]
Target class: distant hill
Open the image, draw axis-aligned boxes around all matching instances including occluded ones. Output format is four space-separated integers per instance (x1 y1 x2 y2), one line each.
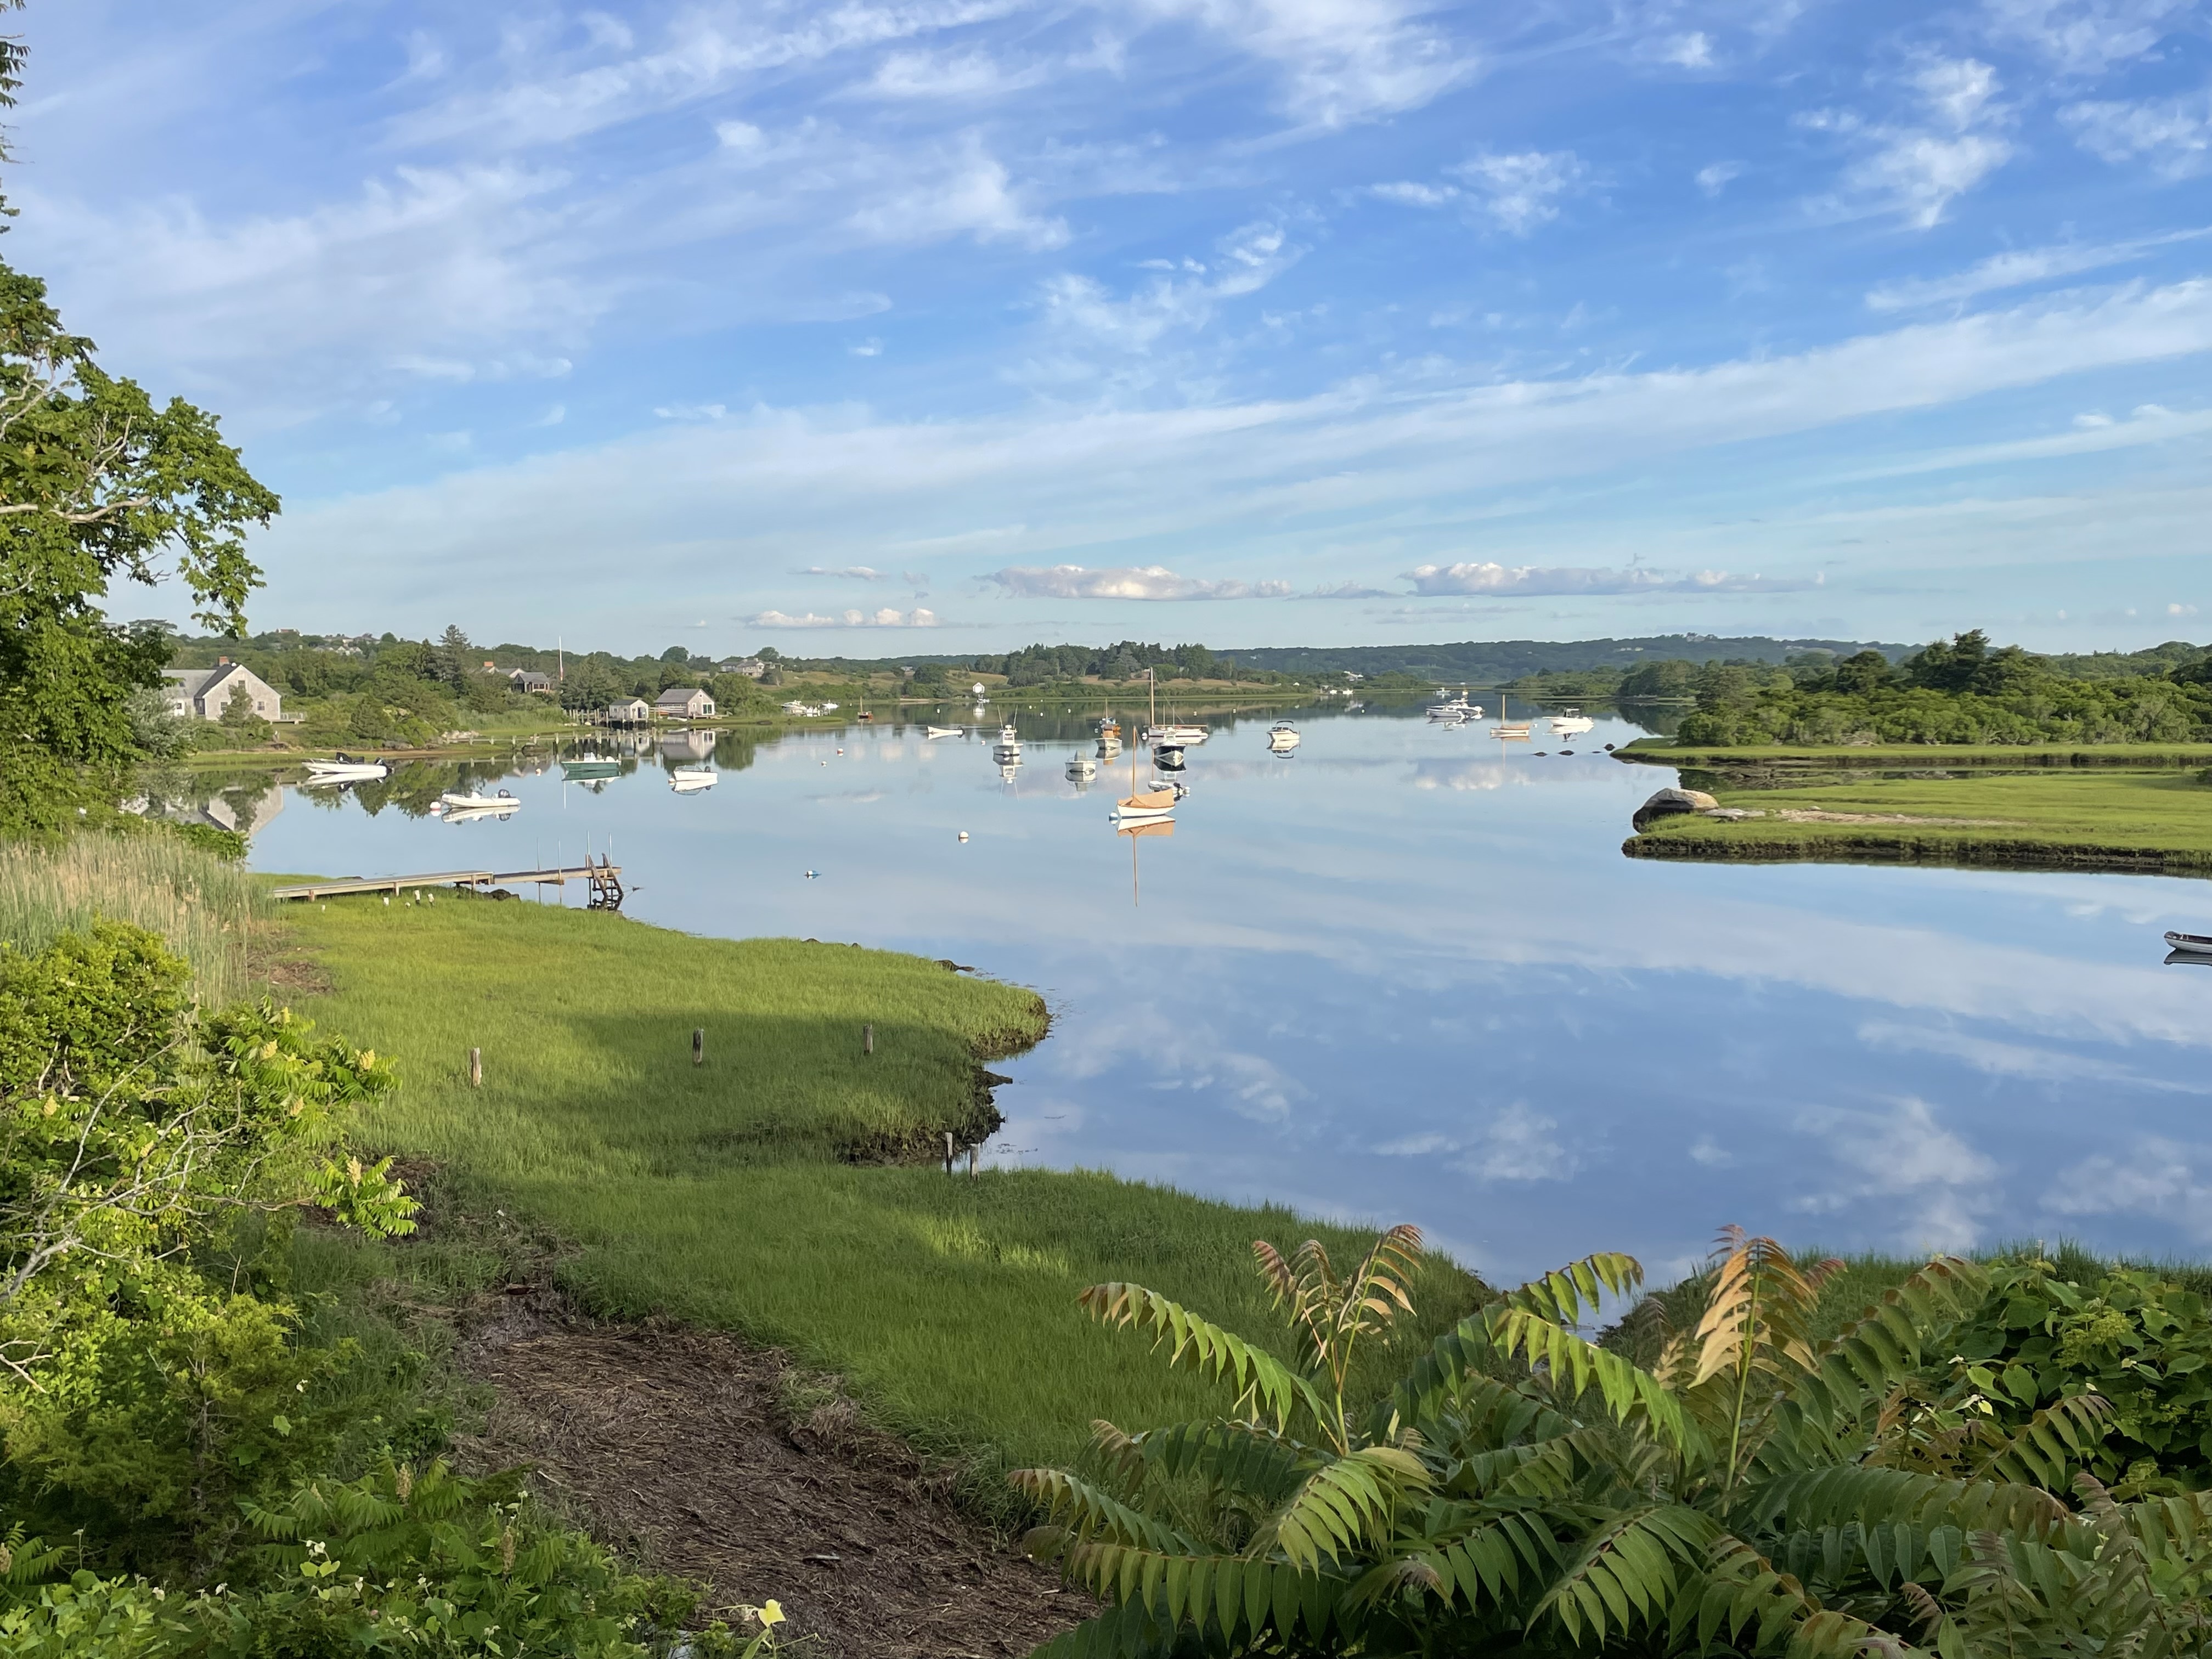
1220 635 1911 682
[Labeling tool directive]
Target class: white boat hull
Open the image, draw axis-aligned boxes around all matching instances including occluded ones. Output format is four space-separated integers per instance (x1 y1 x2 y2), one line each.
924 726 963 738
304 762 388 783
2167 931 2212 956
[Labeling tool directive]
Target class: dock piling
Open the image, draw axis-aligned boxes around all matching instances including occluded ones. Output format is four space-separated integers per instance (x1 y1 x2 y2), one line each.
469 1048 482 1088
944 1131 953 1175
864 1023 874 1055
693 1028 704 1066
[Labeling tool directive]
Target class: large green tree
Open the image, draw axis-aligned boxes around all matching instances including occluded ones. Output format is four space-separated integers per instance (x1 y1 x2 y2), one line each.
0 10 279 834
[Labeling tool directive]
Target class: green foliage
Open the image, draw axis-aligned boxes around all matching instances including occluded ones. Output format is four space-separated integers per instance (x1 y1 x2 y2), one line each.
1932 1253 2212 1496
0 1459 731 1657
0 924 415 1565
1677 630 2212 747
1016 1224 2212 1656
0 261 279 834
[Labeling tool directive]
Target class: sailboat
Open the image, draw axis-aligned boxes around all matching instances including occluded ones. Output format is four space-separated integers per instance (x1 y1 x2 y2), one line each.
1489 691 1532 742
1114 698 1177 822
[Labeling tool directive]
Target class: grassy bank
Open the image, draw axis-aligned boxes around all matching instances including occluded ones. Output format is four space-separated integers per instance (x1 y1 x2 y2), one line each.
276 896 1481 1500
1622 766 2212 874
0 833 264 1003
1616 737 2212 768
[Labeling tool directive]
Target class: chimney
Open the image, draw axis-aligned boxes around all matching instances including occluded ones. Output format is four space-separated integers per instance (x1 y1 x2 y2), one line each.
217 656 231 666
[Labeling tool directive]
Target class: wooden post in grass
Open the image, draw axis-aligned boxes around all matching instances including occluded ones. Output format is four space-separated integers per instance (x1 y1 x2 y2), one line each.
864 1023 874 1055
693 1028 704 1066
968 1144 977 1179
469 1048 482 1088
944 1131 953 1175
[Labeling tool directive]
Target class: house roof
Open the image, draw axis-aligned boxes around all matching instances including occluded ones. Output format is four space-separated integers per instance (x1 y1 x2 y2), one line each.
654 686 708 706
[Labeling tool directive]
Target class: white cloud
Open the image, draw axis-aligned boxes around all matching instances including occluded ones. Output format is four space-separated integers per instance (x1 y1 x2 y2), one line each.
653 402 729 420
1807 58 2014 228
1661 31 1716 67
1370 180 1458 207
1128 0 1475 125
1453 150 1589 234
751 607 942 627
843 133 1070 249
849 337 885 357
259 279 2212 612
1982 0 2193 75
1404 562 1818 596
2042 1136 2212 1242
1037 221 1299 352
1866 227 2212 309
2063 92 2212 178
1460 1103 1581 1183
988 564 1293 599
799 565 898 580
1696 161 1745 196
859 46 1047 98
1791 1098 2000 1253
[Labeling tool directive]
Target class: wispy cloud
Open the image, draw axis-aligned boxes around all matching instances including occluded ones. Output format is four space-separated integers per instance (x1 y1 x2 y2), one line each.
1981 0 2193 76
988 565 1293 599
1404 562 1820 596
1802 58 2014 228
1867 227 2212 309
751 607 943 627
2063 92 2212 178
1375 151 1591 234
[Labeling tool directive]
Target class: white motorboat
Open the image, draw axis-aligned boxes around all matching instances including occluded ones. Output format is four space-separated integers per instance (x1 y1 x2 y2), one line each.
1267 720 1301 753
670 767 716 792
1149 777 1189 799
2166 930 2212 957
1426 691 1481 721
1066 754 1098 782
1143 723 1208 746
1549 709 1595 736
303 754 388 783
924 725 963 738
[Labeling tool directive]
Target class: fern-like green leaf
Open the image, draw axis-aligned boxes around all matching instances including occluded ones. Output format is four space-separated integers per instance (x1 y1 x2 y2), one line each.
1252 1444 1431 1572
1487 1306 1694 1451
1533 1503 1717 1645
1080 1282 1330 1434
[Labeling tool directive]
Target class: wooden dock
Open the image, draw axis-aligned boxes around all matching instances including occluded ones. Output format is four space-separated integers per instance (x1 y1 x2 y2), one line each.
272 856 624 909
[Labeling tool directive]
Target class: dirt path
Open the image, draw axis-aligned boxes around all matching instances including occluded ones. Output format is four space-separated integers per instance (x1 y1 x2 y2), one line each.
459 1301 1086 1658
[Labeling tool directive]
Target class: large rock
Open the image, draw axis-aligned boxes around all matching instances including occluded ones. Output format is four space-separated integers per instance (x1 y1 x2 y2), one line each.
1633 787 1719 831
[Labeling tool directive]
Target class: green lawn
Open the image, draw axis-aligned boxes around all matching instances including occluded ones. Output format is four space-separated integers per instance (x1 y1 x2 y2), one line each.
1625 768 2212 873
279 896 1482 1505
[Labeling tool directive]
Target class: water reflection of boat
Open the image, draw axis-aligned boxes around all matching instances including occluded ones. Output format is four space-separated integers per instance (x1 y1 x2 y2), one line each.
2166 930 2212 957
1143 723 1207 745
433 789 522 821
1267 720 1300 753
1066 754 1097 782
562 755 622 779
1426 691 1480 721
924 725 963 738
1549 709 1595 736
1490 692 1532 742
1153 745 1186 771
670 767 715 792
303 754 389 783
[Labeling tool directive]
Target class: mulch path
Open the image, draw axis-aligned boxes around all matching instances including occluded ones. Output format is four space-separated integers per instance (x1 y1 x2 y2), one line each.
457 1297 1087 1658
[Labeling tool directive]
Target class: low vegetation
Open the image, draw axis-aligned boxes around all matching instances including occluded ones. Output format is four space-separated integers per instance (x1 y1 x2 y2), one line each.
1020 1227 2212 1656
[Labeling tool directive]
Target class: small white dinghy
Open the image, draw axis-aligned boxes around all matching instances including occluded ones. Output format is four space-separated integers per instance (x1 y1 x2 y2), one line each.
1267 720 1301 753
2166 930 2212 957
670 767 716 792
435 789 521 818
924 725 963 738
304 753 389 783
1066 754 1097 782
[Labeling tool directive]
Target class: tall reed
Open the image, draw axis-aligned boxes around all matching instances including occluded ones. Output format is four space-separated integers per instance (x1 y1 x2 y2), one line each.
0 833 263 1005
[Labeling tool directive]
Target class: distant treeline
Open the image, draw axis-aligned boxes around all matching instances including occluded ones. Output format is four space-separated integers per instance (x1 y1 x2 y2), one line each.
1666 631 2212 746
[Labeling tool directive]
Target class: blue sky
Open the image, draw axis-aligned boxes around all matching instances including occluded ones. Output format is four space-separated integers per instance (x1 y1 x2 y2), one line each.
14 0 2211 654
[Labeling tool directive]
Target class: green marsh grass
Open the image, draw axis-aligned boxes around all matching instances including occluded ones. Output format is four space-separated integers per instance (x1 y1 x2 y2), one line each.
281 896 1484 1502
1628 768 2212 872
0 832 263 1004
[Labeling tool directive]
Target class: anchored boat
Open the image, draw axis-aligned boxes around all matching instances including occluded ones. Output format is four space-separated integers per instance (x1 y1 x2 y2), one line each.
303 754 389 783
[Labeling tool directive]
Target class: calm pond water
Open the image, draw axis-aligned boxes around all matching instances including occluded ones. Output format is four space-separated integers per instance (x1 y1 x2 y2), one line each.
227 703 2212 1285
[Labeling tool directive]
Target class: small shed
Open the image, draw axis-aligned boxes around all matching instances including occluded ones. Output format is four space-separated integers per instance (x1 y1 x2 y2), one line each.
605 696 653 725
654 686 716 720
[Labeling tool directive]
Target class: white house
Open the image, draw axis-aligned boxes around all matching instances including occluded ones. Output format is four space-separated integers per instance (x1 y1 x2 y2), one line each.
716 658 766 678
605 696 653 725
161 661 283 723
654 686 716 719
